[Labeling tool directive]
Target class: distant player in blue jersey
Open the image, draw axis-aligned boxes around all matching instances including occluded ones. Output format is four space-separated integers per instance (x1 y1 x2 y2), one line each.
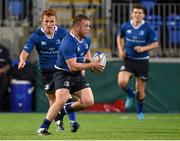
18 8 79 131
37 15 104 135
117 4 158 120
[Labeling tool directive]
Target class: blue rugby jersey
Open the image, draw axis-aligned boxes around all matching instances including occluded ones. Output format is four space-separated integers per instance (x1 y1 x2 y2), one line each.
55 32 91 73
118 20 158 59
23 26 68 70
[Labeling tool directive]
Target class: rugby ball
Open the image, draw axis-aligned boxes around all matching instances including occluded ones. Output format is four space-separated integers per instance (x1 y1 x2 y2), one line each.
91 51 106 72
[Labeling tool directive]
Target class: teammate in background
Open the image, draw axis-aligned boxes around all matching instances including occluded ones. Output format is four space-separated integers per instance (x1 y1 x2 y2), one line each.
37 14 104 135
18 8 79 132
116 4 158 120
0 44 11 112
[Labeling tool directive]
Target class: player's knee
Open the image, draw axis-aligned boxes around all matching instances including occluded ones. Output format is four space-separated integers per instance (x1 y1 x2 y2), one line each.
55 96 69 107
87 99 94 107
118 79 128 89
55 100 66 108
47 94 56 106
49 99 54 106
83 99 94 108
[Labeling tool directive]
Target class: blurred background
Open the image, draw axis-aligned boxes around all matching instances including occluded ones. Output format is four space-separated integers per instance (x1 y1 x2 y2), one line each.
0 0 180 113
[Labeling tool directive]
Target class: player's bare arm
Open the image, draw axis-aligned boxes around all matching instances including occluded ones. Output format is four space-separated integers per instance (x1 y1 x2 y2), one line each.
134 41 158 53
117 35 126 59
18 50 29 69
66 58 104 72
0 64 10 74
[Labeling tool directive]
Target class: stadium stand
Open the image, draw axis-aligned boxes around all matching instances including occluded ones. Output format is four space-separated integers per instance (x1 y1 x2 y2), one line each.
166 14 180 56
47 0 71 4
1 1 180 58
145 15 163 56
9 1 22 17
166 14 180 44
141 0 156 15
145 15 162 38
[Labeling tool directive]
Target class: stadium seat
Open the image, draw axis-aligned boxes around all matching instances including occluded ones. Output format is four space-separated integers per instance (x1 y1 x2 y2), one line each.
90 0 101 5
145 15 162 56
166 15 180 44
145 15 162 38
72 0 90 6
141 0 156 15
48 0 71 4
53 8 72 26
9 1 22 17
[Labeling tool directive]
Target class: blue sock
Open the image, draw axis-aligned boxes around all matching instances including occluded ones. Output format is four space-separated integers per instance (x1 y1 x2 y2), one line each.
64 102 76 121
40 118 52 129
124 85 136 97
60 102 74 117
137 100 144 114
68 112 76 122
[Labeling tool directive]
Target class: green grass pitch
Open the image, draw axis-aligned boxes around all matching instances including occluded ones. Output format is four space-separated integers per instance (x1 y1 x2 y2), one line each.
0 113 180 140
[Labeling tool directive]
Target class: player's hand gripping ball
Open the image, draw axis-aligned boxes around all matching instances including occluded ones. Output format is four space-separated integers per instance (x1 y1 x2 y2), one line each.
91 51 106 72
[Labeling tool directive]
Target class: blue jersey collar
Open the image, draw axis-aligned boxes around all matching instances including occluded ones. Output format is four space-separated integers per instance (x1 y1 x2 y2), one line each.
70 32 84 43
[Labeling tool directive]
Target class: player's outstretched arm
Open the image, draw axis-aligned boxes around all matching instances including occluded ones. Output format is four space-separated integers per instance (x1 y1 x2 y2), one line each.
66 58 104 72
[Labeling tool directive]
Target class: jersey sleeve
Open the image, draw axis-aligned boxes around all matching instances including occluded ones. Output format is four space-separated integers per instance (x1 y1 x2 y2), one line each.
58 26 68 39
118 23 126 38
23 32 38 53
61 28 68 38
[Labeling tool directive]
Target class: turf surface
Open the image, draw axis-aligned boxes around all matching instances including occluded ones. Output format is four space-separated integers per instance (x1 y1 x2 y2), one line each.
0 113 179 140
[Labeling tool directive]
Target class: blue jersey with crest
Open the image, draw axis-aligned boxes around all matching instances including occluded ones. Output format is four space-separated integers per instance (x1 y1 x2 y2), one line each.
118 20 158 59
55 32 91 74
23 26 68 70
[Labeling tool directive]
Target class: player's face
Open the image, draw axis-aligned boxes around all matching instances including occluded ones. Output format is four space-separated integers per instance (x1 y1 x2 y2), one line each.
131 8 144 23
42 15 56 35
79 20 91 38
